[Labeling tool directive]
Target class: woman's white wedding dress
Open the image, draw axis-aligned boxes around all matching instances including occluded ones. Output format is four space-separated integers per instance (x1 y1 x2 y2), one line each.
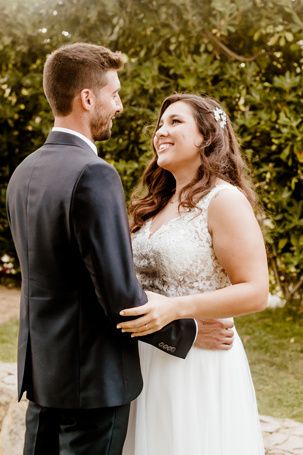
123 183 264 455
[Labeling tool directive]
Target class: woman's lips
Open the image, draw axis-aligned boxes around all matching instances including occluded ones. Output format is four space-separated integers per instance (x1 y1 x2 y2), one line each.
158 142 174 153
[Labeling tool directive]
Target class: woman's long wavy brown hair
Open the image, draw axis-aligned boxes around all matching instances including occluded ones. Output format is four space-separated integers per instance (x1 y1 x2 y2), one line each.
130 93 257 233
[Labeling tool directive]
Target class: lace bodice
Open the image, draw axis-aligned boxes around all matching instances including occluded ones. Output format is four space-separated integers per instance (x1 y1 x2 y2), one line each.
132 183 240 297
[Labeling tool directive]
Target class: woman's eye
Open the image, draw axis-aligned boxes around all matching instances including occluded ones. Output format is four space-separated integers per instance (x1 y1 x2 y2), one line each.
172 119 181 125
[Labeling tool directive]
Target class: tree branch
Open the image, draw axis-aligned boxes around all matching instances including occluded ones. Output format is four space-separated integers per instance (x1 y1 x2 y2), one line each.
205 31 262 62
270 257 288 300
288 275 303 300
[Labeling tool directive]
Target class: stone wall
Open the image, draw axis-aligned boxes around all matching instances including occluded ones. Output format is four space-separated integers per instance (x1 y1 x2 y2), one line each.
0 363 26 455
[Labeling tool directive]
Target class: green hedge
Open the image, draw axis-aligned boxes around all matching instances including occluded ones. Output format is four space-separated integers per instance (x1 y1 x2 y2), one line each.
0 0 302 306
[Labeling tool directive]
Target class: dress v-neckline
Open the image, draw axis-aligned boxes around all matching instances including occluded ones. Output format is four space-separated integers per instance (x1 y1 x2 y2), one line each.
146 208 195 239
146 216 181 239
144 182 233 240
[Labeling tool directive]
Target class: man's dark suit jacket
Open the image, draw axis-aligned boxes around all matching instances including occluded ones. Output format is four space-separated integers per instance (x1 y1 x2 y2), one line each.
6 131 196 409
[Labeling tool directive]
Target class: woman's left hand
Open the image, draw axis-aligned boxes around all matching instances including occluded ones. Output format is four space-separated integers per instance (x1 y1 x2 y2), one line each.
116 291 177 337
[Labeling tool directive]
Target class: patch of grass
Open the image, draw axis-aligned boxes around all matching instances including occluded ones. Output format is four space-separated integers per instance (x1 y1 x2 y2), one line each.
236 307 303 422
0 318 18 362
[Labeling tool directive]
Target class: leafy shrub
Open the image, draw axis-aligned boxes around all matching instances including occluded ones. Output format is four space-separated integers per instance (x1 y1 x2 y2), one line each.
0 0 302 306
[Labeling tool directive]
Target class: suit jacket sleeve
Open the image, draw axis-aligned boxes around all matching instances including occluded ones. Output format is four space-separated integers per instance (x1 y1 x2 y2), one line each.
71 161 196 358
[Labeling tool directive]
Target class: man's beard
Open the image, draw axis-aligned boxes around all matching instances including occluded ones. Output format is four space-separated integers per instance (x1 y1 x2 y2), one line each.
90 106 113 142
93 125 111 141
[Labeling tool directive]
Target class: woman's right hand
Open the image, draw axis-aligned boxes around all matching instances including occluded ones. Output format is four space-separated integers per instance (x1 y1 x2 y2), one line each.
117 291 178 337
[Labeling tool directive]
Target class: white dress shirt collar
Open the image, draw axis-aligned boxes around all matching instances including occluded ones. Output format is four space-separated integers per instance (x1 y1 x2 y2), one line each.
52 127 98 155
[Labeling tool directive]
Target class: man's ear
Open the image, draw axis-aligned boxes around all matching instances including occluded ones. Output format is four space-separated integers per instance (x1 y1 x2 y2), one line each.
80 89 94 111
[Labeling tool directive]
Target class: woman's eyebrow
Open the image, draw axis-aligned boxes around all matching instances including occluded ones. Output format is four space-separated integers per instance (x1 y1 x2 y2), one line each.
160 114 185 122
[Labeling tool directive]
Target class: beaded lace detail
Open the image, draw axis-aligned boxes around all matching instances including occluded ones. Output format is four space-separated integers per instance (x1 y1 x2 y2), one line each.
132 183 241 297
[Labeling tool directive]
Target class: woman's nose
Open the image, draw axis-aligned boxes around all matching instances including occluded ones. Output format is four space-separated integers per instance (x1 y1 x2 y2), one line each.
156 124 169 137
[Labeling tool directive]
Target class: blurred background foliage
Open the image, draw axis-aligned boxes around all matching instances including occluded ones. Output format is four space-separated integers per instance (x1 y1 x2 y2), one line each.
0 0 302 309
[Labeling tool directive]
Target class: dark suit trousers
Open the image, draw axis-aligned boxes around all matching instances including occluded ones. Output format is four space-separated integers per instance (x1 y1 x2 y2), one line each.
24 401 130 455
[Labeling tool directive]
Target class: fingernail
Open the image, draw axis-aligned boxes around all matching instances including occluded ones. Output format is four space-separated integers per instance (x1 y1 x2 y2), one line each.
121 329 125 333
120 310 125 315
116 325 121 329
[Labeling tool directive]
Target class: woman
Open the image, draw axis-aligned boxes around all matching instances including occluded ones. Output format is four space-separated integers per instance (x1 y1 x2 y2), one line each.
120 94 268 455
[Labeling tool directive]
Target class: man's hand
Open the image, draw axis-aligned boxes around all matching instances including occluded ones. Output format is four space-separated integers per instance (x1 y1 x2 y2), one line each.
194 319 234 350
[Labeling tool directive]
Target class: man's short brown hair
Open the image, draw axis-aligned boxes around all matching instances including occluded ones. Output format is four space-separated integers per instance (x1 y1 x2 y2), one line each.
43 42 123 116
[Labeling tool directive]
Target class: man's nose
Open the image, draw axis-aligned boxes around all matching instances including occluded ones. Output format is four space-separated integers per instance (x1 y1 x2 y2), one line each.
116 95 123 114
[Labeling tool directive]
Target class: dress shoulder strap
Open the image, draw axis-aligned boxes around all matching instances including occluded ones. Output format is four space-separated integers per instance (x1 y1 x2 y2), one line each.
197 183 242 211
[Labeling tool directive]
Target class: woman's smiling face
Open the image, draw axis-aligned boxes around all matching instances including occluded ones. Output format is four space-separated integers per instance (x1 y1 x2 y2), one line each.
153 101 204 175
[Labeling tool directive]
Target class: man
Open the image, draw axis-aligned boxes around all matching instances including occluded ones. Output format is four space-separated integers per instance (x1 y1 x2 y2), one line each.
7 43 233 455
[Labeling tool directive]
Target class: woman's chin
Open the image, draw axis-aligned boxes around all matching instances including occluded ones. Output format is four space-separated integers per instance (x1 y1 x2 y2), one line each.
157 156 172 170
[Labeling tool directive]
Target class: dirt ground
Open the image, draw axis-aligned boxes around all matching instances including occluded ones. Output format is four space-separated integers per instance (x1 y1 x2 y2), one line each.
0 286 20 324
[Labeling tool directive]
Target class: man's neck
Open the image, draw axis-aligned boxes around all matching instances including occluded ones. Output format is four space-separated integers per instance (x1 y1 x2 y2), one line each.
52 126 98 155
54 116 93 142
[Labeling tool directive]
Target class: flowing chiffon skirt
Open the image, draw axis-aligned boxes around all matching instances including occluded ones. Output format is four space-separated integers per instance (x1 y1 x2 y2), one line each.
123 330 264 455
